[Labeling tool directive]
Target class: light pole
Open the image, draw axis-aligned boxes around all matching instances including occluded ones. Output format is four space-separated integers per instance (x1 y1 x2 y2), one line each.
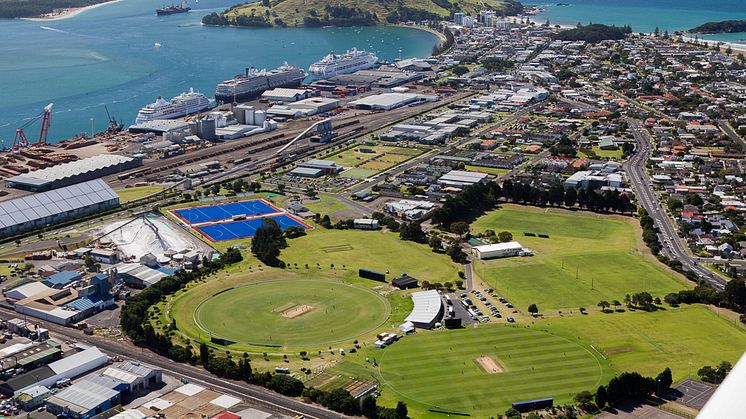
90 118 94 138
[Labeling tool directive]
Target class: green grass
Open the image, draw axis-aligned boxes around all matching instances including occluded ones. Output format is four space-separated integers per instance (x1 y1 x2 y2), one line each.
340 167 379 179
195 279 390 347
324 145 424 179
464 165 509 176
579 146 624 160
302 194 352 216
542 305 746 381
115 185 164 202
472 205 688 312
376 326 611 417
281 229 462 284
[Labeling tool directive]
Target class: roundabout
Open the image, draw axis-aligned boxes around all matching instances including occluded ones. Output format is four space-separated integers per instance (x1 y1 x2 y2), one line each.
193 279 391 347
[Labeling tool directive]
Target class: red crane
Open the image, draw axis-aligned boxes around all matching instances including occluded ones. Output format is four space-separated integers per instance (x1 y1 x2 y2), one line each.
13 103 53 150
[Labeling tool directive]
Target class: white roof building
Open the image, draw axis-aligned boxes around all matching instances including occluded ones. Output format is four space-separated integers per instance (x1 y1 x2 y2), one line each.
473 242 525 260
405 290 443 329
5 282 51 301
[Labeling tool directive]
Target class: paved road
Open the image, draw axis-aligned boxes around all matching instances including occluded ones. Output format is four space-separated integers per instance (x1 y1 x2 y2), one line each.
624 118 727 290
718 119 746 149
0 307 347 419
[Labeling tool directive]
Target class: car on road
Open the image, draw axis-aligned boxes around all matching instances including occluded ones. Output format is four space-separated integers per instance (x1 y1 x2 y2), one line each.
507 316 515 323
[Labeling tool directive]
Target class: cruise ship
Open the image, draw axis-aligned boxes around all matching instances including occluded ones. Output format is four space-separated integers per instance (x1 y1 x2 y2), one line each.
214 63 306 103
135 88 211 124
308 48 378 79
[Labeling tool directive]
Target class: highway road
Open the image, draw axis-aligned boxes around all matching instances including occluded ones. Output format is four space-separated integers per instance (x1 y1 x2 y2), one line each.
0 306 347 419
624 118 727 290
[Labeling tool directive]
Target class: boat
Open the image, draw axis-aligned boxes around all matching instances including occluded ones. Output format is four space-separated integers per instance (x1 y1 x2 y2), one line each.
308 48 379 79
214 63 306 103
135 88 212 124
156 0 191 16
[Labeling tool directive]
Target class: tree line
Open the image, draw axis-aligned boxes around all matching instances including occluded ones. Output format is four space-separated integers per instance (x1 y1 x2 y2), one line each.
303 5 377 27
502 180 635 214
552 23 632 43
0 0 104 18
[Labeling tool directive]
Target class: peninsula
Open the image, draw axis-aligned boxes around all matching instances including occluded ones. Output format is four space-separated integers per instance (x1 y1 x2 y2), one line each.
202 0 523 28
689 20 746 34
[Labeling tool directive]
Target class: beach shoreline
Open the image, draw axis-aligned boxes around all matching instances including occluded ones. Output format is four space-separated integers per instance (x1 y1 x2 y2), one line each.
680 35 746 55
20 0 123 22
388 23 447 46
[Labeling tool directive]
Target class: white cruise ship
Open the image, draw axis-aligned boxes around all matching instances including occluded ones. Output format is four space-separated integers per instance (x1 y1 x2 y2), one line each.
135 88 212 124
308 48 378 79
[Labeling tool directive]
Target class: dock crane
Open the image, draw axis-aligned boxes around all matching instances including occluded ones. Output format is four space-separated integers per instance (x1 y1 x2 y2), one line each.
13 103 53 150
104 105 124 133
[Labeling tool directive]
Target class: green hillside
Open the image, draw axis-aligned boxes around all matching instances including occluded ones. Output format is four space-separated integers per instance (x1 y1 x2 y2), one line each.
203 0 522 28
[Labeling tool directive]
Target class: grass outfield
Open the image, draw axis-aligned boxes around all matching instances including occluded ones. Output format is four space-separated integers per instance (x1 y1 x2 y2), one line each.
472 205 688 312
376 326 610 417
542 305 746 381
195 279 390 347
115 185 164 202
281 229 462 284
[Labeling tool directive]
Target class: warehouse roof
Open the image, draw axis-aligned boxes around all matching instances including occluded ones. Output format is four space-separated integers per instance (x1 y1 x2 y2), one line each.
42 270 81 288
47 379 119 412
438 170 489 186
7 155 134 185
0 179 118 230
473 242 524 253
349 93 432 110
49 347 107 375
404 290 442 325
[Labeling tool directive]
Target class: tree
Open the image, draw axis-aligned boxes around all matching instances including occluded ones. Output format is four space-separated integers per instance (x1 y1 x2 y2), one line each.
428 234 442 252
84 255 96 272
446 241 467 263
595 385 607 408
400 221 427 243
199 342 210 367
305 186 317 199
612 300 621 311
656 367 673 395
724 279 746 311
207 357 237 378
455 279 464 289
564 187 577 207
597 300 610 312
450 221 470 237
575 390 593 404
497 231 513 242
251 218 286 266
395 401 408 419
361 396 377 418
267 374 305 396
528 303 539 315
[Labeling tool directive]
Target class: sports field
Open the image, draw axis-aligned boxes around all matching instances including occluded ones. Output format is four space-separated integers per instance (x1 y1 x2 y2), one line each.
542 305 746 380
195 214 309 242
195 279 390 347
472 205 687 311
173 199 279 224
377 326 610 417
281 229 462 284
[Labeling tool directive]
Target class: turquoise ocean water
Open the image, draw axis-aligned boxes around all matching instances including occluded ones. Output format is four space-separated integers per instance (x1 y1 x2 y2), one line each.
0 0 438 144
523 0 746 35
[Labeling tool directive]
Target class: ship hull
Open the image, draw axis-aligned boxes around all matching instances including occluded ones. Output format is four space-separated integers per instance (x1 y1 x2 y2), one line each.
156 8 190 15
215 77 303 103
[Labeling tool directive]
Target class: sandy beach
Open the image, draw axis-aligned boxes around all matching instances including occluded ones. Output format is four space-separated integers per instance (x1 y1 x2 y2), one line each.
20 0 123 22
680 35 746 55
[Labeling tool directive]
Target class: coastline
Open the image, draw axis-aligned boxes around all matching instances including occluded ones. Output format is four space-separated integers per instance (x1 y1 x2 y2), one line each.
387 23 447 46
680 35 746 55
20 0 122 22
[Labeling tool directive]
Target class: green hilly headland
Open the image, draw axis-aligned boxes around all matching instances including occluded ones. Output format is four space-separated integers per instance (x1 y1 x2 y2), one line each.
203 0 523 28
689 20 746 34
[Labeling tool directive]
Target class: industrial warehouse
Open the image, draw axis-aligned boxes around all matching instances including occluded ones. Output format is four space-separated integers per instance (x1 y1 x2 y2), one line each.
0 179 120 237
5 154 141 192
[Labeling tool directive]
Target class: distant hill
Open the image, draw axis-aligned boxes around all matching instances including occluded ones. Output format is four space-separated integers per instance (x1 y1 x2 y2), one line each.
203 0 523 28
552 23 631 43
689 20 746 34
0 0 107 18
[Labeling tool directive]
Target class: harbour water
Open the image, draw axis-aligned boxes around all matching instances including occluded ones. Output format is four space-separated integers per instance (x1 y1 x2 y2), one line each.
523 0 746 35
3 0 745 144
0 0 439 144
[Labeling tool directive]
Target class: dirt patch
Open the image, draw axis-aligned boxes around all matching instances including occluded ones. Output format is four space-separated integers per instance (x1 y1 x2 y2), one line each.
272 302 297 313
322 245 353 253
282 304 315 318
474 356 504 374
605 346 634 356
